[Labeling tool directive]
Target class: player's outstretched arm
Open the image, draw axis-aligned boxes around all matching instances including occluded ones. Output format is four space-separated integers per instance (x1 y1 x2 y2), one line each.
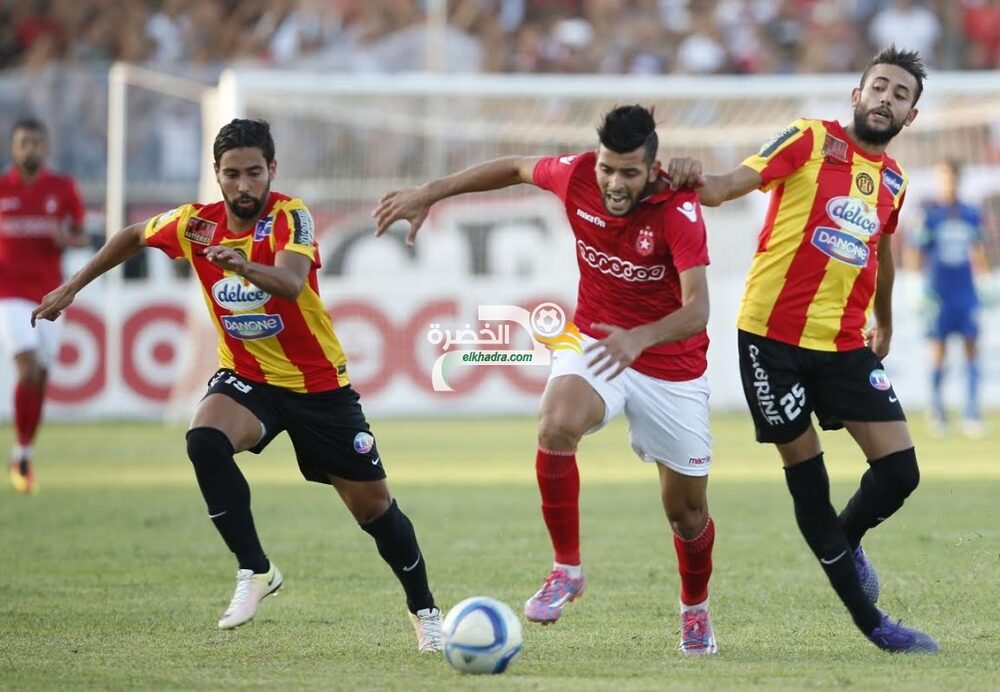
31 222 146 325
373 156 540 246
666 159 762 207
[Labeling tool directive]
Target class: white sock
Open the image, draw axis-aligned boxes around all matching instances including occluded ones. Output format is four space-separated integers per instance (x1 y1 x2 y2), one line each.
11 444 31 462
680 597 709 613
554 562 582 579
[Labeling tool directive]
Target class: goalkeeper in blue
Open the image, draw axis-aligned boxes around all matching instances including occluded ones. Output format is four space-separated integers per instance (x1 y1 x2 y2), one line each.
908 159 992 437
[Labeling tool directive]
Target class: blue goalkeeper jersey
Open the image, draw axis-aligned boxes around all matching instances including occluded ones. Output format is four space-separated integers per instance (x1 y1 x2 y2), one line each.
914 200 982 309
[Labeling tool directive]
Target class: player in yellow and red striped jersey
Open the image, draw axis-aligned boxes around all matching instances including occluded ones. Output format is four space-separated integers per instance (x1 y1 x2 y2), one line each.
31 119 444 651
668 46 939 654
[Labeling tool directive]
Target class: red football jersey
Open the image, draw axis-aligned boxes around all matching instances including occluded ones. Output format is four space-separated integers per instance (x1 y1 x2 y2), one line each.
533 152 710 381
0 168 85 301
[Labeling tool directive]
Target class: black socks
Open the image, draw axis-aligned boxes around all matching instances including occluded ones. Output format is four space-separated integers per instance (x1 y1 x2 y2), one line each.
361 499 435 613
785 454 881 633
840 447 920 549
186 427 269 574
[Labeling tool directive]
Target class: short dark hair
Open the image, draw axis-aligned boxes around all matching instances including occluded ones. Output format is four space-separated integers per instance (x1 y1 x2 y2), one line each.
860 45 927 105
597 105 658 163
213 118 275 164
10 117 47 141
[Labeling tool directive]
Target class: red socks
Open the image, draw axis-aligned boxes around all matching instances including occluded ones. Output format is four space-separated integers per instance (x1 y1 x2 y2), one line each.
14 380 44 447
674 516 715 606
536 447 580 565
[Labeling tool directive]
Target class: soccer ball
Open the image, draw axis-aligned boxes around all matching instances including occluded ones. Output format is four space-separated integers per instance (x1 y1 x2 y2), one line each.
441 596 523 675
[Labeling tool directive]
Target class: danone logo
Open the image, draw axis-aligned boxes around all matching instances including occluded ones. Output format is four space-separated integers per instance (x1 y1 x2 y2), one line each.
212 277 270 311
221 314 284 340
811 227 869 267
826 196 879 239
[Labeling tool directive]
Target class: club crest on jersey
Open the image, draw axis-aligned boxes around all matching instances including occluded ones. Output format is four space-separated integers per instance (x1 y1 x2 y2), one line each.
811 226 869 267
184 216 217 245
868 369 892 391
855 172 875 196
821 134 848 162
635 227 655 256
44 196 58 214
826 196 879 239
882 168 903 197
212 276 270 311
254 216 273 242
221 314 284 340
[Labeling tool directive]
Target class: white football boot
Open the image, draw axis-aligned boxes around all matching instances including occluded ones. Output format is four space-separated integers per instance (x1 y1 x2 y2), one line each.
217 563 283 629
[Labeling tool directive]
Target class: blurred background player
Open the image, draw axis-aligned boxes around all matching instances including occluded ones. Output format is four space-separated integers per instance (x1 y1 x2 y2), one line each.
906 159 991 437
667 47 939 653
375 105 718 656
0 117 85 494
31 119 443 651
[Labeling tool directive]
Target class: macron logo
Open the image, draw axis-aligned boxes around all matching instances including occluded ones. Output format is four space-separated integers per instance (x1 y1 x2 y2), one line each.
576 208 606 228
677 201 698 222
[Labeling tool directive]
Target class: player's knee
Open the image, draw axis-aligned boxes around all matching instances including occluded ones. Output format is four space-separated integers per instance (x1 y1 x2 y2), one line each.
667 505 708 539
870 447 919 500
538 412 586 451
186 426 235 468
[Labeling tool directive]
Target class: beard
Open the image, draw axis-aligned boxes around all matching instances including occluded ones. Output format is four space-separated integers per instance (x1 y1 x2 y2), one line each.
18 157 42 175
852 105 904 146
225 186 269 220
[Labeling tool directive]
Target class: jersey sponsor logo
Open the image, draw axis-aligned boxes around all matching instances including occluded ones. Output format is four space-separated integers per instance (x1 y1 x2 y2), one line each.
811 226 869 267
575 207 606 228
577 240 665 282
353 431 375 454
758 125 799 158
290 208 314 246
212 276 270 311
826 196 879 238
855 172 875 196
635 227 655 256
220 313 284 340
0 216 59 236
882 168 903 196
184 216 217 245
868 368 891 391
676 201 698 222
254 216 273 242
821 133 848 162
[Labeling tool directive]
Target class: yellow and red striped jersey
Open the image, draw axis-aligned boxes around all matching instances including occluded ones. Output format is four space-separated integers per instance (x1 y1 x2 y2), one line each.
738 118 907 351
144 192 349 392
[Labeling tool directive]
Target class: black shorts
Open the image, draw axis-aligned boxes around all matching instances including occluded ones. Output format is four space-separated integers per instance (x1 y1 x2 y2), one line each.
203 369 386 484
737 330 906 444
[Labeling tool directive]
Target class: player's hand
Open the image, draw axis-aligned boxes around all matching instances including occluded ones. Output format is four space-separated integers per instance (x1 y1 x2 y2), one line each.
372 187 431 246
866 325 891 359
203 245 249 274
665 157 706 190
31 284 77 325
585 322 649 380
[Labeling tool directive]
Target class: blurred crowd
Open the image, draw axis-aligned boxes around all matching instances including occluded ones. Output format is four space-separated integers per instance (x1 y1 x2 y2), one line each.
2 0 999 75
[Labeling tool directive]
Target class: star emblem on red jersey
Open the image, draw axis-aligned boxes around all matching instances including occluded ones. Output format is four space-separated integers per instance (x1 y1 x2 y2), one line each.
635 227 655 256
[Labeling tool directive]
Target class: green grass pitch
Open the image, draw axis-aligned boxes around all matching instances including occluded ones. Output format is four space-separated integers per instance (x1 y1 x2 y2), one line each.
3 413 999 690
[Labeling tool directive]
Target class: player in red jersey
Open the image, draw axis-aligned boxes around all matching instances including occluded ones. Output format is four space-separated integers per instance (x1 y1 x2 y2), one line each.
32 120 444 650
668 47 938 653
375 106 718 656
0 118 86 494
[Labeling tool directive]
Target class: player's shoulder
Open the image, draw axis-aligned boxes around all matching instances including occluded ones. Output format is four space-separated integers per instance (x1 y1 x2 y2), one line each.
268 191 309 213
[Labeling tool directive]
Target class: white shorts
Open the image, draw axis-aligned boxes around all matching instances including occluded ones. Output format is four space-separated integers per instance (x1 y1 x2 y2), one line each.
0 298 62 367
548 338 712 477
